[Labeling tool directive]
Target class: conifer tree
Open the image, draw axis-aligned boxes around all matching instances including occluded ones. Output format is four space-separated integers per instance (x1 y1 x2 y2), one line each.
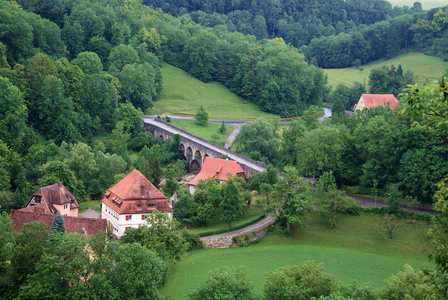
51 211 66 233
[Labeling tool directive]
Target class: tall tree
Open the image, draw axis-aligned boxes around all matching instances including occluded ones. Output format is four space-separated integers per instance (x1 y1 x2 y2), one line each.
195 105 209 126
269 166 311 233
219 176 244 227
51 211 66 233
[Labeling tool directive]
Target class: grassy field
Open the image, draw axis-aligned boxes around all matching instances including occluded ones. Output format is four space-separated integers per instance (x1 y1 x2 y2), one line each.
160 213 433 299
78 200 102 213
149 63 277 120
389 0 446 10
325 52 448 88
169 119 233 147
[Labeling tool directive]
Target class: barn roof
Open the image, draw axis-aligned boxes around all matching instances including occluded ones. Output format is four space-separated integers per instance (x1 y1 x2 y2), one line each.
188 157 246 186
361 94 399 109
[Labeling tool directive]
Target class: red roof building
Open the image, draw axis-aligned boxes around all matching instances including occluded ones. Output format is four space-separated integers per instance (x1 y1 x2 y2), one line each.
25 182 80 217
188 157 247 194
10 209 107 235
101 169 173 237
353 94 399 111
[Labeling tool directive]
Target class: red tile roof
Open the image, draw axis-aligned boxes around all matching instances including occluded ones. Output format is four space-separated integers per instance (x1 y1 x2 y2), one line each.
102 169 173 214
26 182 80 213
188 157 246 186
361 94 399 109
10 210 107 235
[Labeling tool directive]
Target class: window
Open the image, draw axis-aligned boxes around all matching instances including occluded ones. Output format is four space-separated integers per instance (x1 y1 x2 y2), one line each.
137 204 141 209
126 215 132 221
141 215 145 220
63 204 68 209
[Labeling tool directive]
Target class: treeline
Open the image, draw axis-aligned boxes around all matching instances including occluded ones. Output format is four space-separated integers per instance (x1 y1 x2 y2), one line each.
2 0 325 118
143 0 448 67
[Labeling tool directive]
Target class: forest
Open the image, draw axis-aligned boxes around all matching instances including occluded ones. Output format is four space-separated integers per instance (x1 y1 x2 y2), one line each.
144 0 448 67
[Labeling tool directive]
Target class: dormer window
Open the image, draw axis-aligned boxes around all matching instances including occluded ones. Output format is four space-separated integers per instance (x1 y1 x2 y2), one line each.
137 202 142 209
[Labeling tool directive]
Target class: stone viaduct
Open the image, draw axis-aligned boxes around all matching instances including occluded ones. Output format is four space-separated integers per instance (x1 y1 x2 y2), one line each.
143 117 266 176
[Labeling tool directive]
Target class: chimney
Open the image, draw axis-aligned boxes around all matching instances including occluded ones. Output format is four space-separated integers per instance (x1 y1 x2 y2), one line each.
141 185 145 197
58 182 62 188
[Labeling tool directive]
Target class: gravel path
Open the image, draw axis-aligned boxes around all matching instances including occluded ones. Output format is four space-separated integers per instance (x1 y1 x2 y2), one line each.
78 207 101 219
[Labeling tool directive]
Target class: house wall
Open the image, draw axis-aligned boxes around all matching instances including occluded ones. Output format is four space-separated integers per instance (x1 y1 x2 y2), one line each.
53 203 78 217
102 203 173 237
355 96 366 110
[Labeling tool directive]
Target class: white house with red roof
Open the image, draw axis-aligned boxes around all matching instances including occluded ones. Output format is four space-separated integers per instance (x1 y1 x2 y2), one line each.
101 169 173 237
353 94 399 111
188 157 247 194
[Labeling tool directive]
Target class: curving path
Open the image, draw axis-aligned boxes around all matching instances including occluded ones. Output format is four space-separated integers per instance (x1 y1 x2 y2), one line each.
200 215 276 241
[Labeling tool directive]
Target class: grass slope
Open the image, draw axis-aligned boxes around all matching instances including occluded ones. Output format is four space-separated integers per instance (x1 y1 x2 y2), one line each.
160 213 433 299
149 63 277 120
325 52 448 88
169 119 233 147
389 0 447 10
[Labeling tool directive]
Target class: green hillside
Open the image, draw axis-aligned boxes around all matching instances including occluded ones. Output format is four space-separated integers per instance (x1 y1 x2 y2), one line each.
324 52 448 88
160 213 433 299
149 63 277 120
388 0 447 10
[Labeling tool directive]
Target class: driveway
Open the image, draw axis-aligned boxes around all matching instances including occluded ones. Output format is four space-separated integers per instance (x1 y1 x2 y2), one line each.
79 207 101 219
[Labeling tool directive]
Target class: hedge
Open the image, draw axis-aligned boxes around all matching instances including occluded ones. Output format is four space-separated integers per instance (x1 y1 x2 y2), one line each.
342 185 387 197
198 214 267 237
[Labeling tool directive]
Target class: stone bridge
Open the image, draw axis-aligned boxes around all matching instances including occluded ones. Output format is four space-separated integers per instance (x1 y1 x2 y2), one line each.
143 117 266 176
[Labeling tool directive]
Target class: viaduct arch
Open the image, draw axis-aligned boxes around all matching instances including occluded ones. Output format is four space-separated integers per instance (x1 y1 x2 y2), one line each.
143 117 266 176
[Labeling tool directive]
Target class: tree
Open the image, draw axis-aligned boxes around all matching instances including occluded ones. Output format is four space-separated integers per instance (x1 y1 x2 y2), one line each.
51 211 66 233
386 184 401 214
111 243 166 299
318 172 355 228
188 267 257 300
302 105 324 129
110 122 131 159
195 105 209 126
381 214 400 239
380 264 433 299
71 51 103 75
219 176 244 227
234 118 279 163
140 211 187 262
296 126 346 180
332 98 345 119
269 166 311 233
162 165 179 198
116 101 144 136
264 261 340 299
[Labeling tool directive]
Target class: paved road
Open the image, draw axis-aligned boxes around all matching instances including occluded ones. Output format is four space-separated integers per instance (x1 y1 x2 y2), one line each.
144 117 266 173
200 215 276 241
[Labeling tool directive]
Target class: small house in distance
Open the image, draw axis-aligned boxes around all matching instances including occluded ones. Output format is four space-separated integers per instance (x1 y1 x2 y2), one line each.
101 169 173 238
353 94 399 111
24 182 80 217
188 157 247 194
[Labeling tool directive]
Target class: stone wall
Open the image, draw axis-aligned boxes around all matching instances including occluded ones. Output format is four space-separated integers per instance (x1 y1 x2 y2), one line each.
201 224 271 248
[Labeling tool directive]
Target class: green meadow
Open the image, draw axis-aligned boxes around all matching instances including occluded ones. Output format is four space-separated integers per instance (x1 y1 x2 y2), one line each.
325 52 448 88
149 63 277 120
388 0 446 10
169 119 233 147
160 213 433 299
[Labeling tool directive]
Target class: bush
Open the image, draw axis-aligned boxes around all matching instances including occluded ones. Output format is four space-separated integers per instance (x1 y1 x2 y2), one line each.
179 229 203 251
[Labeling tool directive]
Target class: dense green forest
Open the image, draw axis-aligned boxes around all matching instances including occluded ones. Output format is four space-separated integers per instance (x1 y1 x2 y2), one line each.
143 0 448 68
